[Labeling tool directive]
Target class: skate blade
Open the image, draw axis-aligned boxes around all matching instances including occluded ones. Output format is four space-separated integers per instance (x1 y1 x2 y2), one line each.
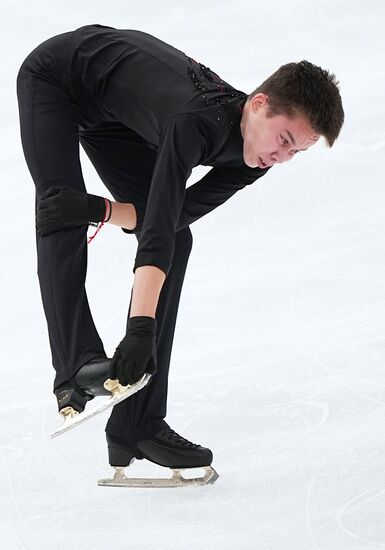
98 465 219 488
50 373 151 439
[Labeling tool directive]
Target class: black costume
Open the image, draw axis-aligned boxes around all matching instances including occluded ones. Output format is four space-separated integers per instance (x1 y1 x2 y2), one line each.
16 24 270 445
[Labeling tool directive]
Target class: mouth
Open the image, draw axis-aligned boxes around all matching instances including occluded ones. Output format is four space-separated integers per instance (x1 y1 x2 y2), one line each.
259 157 267 168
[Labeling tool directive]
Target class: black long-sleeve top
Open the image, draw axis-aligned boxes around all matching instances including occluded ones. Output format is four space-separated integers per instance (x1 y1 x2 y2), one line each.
53 24 271 275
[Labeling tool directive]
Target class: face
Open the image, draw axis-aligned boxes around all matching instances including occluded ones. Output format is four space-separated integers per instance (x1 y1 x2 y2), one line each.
240 93 320 168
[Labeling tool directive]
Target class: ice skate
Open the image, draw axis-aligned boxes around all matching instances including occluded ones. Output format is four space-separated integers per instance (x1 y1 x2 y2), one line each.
51 357 151 438
98 422 219 488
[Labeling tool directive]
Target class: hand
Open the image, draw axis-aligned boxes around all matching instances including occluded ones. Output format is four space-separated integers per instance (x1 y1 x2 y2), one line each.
109 316 157 385
36 186 106 236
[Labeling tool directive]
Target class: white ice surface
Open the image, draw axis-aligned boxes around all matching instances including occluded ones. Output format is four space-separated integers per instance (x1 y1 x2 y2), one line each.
1 1 385 549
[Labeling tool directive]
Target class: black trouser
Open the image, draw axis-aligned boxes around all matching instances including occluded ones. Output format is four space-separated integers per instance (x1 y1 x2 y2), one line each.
16 40 193 444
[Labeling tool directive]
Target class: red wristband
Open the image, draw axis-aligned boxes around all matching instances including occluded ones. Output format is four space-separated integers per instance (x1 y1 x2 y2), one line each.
87 198 110 244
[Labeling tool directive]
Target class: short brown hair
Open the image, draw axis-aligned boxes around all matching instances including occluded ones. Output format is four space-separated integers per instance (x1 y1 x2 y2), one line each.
249 60 344 147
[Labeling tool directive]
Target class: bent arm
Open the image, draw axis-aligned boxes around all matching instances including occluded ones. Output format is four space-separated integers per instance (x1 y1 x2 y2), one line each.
176 165 268 230
127 114 206 317
118 164 270 233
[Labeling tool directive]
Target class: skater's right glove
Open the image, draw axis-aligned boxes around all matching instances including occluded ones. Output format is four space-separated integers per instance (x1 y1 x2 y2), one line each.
109 316 157 386
36 186 107 236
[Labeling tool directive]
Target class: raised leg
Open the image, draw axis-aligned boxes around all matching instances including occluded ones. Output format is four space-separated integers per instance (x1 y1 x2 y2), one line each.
16 52 106 390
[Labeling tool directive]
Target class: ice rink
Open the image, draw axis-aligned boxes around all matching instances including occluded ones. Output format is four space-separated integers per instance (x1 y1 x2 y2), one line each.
1 1 385 548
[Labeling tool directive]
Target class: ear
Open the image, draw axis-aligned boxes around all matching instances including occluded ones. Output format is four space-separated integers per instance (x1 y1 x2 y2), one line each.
250 92 269 113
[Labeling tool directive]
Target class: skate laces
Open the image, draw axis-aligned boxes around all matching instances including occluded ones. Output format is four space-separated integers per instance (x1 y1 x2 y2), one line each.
158 426 201 448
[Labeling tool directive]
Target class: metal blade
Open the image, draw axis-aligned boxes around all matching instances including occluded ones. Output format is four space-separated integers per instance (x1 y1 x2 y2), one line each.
50 373 151 439
98 466 219 488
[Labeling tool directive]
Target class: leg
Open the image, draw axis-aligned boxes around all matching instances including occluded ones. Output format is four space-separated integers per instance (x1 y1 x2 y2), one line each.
79 122 155 207
16 53 106 391
78 127 193 444
105 227 193 444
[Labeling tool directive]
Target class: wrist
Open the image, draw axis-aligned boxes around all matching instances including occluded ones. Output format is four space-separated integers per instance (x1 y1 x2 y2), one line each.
108 201 137 229
130 266 166 318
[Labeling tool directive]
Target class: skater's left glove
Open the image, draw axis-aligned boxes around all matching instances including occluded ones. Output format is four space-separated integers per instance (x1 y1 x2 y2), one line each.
36 186 107 236
110 316 157 386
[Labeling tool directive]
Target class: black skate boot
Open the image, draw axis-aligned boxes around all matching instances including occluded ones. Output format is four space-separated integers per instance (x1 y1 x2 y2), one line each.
54 357 111 414
99 422 219 487
107 422 213 468
51 358 151 439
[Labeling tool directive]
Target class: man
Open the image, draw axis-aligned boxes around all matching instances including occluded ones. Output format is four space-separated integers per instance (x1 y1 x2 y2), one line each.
16 23 344 483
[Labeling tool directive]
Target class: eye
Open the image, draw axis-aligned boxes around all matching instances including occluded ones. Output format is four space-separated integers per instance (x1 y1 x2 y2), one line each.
280 134 289 146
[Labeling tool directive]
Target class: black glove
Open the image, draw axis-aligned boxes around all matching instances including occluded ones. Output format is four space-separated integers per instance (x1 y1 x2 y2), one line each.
36 186 107 236
109 316 157 385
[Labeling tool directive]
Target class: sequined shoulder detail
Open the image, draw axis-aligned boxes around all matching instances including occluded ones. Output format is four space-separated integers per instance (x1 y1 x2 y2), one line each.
186 56 246 127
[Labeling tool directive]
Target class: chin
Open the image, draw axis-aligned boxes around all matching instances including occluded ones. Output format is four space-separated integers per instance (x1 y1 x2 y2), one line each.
244 158 259 168
242 153 256 168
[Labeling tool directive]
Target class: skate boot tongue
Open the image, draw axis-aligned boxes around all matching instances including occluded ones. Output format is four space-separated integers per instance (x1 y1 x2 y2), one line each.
155 425 201 448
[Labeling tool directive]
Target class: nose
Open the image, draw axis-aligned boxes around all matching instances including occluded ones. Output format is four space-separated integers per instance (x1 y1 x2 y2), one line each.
271 149 292 164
